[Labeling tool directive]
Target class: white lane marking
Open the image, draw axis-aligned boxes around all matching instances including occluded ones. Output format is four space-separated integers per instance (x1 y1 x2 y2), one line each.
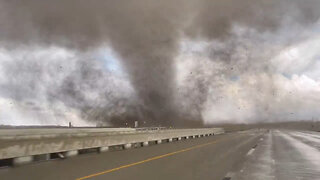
233 132 276 179
226 172 234 176
246 148 255 156
223 172 234 179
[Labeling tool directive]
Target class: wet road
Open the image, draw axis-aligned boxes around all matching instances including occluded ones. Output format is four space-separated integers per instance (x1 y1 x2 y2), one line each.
234 130 320 180
1 129 319 180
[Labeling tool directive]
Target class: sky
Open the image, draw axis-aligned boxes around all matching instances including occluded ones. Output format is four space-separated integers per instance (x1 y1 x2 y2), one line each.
174 23 320 124
0 0 320 126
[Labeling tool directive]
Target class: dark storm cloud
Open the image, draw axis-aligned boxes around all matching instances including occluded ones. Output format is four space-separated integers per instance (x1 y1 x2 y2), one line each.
0 0 319 126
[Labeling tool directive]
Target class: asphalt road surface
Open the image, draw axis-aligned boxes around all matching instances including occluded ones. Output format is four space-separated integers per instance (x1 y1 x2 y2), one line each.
234 130 320 180
0 129 319 180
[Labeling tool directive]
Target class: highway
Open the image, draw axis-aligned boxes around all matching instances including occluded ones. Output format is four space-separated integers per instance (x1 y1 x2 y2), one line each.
234 130 320 180
1 129 319 180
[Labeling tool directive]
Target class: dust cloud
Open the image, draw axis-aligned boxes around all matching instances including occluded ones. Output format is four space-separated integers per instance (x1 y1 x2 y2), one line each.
0 0 319 126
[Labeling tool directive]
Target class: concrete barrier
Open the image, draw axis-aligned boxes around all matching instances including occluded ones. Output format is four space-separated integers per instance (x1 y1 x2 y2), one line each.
0 128 224 165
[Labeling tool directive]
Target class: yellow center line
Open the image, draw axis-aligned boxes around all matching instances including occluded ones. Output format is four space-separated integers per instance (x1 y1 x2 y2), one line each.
76 139 222 180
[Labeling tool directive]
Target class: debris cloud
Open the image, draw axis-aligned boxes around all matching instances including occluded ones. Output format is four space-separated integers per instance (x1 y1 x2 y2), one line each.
0 0 320 126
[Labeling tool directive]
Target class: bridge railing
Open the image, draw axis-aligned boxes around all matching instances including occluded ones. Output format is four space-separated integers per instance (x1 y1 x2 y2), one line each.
0 128 224 166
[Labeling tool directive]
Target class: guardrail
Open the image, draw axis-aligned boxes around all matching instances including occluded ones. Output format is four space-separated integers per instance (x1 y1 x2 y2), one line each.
0 128 224 166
